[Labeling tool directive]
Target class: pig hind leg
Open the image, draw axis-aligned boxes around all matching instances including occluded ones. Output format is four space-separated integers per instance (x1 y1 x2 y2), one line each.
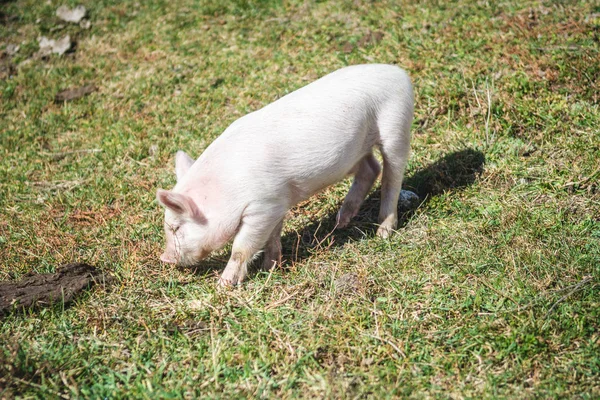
262 218 284 270
337 153 381 229
376 107 412 238
220 210 285 286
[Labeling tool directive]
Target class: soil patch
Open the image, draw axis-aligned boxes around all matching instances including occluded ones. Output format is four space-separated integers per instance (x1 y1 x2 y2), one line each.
55 84 97 103
0 263 113 316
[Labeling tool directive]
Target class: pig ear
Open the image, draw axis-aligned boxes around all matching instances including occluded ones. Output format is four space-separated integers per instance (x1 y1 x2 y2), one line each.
175 150 195 181
156 189 206 223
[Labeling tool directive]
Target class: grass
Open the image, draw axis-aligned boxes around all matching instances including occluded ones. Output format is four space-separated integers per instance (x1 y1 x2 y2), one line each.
1 0 599 397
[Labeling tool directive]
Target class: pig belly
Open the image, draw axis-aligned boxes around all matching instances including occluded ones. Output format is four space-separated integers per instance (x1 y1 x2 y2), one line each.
280 136 376 201
254 120 378 206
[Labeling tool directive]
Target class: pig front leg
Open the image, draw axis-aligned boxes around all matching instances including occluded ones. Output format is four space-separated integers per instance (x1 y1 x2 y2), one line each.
219 212 285 286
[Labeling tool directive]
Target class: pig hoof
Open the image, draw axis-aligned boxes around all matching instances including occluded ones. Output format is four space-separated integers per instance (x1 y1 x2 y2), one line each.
262 258 279 270
376 225 394 239
218 276 237 288
336 210 353 229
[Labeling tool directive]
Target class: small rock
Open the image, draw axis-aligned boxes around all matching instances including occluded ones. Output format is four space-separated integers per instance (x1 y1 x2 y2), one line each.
398 190 420 210
56 5 86 23
80 19 91 29
38 35 72 57
5 44 19 56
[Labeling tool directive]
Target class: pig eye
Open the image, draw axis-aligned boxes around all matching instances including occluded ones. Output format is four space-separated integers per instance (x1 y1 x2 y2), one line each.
168 224 180 234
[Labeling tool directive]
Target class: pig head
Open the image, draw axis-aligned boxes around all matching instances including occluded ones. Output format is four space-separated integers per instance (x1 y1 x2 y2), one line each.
156 151 226 267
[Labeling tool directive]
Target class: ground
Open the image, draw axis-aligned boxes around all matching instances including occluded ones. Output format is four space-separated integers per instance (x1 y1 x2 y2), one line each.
1 0 599 398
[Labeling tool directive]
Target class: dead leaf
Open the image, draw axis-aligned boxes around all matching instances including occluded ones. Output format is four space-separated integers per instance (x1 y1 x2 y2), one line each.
341 41 355 53
37 35 72 57
56 5 86 23
357 30 384 48
5 44 19 56
55 84 97 103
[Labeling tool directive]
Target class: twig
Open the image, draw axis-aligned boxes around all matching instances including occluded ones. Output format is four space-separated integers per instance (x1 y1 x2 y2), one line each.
474 276 597 316
544 276 595 319
562 165 600 189
247 265 276 303
313 220 338 250
471 79 482 111
265 289 303 310
484 80 493 146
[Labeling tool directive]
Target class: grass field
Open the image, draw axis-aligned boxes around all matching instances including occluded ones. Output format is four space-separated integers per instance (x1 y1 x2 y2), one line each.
1 0 599 398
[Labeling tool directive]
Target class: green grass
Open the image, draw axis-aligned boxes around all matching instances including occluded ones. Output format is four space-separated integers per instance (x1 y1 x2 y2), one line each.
1 0 599 397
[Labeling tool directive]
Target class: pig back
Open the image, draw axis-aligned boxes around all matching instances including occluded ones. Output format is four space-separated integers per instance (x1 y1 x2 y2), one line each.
196 64 412 206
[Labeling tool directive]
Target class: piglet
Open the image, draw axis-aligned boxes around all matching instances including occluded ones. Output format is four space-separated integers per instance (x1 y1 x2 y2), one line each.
157 64 414 285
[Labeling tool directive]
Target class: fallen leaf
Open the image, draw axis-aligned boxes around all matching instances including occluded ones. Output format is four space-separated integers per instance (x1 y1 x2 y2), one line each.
37 35 72 57
56 5 86 23
341 41 355 53
357 30 384 48
55 84 97 102
5 44 19 56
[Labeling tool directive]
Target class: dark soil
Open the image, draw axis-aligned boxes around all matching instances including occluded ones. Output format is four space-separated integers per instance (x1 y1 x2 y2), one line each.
0 263 113 315
54 84 96 103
